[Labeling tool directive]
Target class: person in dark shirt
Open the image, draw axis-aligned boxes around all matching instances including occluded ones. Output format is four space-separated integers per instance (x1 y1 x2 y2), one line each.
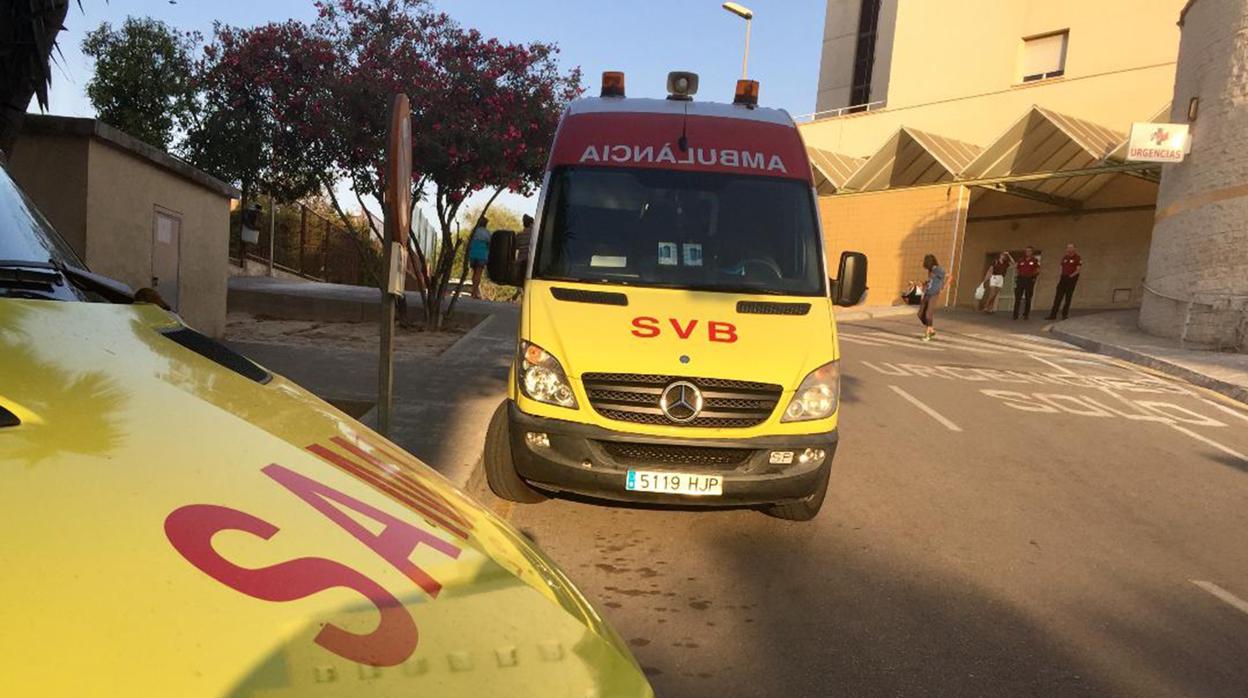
1046 243 1082 320
1013 246 1041 320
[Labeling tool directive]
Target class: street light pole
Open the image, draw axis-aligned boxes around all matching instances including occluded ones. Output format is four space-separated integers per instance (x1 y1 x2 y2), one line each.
722 2 755 79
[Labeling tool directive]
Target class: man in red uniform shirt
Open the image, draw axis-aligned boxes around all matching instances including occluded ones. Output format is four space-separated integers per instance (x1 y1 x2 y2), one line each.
1013 246 1041 320
1046 243 1083 320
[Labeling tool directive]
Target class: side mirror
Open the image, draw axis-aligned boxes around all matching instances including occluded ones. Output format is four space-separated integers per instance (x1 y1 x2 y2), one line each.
487 230 521 286
832 251 868 307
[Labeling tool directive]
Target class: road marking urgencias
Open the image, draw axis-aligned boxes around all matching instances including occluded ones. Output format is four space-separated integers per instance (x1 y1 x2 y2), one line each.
889 385 963 432
1191 580 1248 617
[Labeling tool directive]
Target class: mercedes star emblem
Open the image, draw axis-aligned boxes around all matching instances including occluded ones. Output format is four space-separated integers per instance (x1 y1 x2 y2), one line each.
659 381 704 423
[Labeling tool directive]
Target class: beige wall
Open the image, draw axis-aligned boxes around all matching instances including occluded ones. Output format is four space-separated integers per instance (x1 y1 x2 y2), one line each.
958 179 1156 312
805 0 1184 154
820 185 968 308
8 135 89 257
84 140 230 336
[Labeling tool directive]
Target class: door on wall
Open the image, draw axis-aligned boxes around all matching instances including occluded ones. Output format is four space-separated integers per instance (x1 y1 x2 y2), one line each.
152 209 181 310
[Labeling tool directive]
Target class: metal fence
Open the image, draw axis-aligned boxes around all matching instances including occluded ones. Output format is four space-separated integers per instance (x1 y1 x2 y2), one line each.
229 199 382 286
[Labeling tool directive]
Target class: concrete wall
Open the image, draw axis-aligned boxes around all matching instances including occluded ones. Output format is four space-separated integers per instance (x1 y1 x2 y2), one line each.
85 140 230 336
1140 0 1248 350
815 0 898 114
804 0 1183 154
959 179 1156 312
7 135 89 256
820 185 968 308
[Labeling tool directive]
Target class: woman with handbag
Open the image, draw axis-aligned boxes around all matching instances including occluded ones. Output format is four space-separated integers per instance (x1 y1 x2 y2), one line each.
979 251 1014 313
919 254 946 342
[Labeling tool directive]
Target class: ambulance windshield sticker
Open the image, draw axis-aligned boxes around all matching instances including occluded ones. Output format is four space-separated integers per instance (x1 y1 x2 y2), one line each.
683 243 703 267
591 255 628 268
658 242 678 266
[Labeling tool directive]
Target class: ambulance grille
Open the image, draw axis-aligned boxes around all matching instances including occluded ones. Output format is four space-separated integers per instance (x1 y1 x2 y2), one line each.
597 441 754 468
581 373 781 428
736 301 811 315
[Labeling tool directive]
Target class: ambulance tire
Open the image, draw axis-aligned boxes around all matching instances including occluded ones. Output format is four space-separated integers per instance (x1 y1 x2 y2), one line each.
763 462 830 521
485 401 547 504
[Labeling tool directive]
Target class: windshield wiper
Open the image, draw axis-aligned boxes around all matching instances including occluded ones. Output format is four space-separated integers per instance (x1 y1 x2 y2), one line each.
0 259 134 303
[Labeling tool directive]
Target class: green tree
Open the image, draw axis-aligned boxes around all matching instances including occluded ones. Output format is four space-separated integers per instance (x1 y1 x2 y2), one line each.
81 16 197 150
0 0 72 157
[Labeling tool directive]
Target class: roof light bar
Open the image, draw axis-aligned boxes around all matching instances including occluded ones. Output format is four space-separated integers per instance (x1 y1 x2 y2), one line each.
733 79 760 107
601 71 625 98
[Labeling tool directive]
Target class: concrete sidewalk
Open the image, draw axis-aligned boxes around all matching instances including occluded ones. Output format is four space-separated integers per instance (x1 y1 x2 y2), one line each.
1051 310 1248 405
226 276 517 487
835 304 922 322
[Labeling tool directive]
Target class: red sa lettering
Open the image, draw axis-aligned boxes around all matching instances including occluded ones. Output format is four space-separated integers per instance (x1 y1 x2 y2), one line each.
631 316 660 338
262 463 462 598
708 321 738 343
164 504 417 667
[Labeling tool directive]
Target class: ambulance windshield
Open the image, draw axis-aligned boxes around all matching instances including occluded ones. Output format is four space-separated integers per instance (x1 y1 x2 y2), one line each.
533 166 825 296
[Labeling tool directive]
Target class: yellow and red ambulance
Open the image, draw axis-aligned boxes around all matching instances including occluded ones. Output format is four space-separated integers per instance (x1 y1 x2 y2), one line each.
485 72 867 520
0 164 651 696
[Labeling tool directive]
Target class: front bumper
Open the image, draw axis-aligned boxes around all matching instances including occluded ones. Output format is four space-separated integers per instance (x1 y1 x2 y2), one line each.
507 402 838 507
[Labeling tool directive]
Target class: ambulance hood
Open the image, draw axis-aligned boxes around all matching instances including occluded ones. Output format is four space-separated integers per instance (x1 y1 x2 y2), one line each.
0 300 651 698
526 280 838 390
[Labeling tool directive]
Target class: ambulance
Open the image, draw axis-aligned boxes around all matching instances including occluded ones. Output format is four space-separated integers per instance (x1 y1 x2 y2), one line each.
0 163 652 696
485 72 868 520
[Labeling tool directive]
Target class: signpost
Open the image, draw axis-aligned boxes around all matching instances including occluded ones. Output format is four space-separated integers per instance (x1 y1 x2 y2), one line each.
379 94 412 436
1126 122 1190 164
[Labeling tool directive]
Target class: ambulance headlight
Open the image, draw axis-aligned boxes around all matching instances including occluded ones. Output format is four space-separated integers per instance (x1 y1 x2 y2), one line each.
781 361 840 422
518 341 578 409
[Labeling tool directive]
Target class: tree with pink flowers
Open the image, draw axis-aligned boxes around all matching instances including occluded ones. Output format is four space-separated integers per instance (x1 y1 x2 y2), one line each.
186 0 581 327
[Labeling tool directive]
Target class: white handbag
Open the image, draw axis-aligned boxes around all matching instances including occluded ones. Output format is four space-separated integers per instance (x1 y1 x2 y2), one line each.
974 284 986 301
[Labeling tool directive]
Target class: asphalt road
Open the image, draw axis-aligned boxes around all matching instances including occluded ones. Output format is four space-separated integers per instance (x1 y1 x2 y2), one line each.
498 310 1248 698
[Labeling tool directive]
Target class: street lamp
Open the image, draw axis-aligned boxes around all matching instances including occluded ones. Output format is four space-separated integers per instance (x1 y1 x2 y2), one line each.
722 2 754 79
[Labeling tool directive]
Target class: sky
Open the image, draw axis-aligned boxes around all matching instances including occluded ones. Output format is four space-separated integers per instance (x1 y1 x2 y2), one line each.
36 0 827 224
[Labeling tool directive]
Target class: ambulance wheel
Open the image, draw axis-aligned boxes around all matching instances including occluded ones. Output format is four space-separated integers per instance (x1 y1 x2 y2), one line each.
484 401 546 504
764 462 830 521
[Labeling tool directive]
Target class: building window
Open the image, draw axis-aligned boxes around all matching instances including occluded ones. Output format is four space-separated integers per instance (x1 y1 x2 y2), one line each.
1020 31 1068 83
848 0 883 111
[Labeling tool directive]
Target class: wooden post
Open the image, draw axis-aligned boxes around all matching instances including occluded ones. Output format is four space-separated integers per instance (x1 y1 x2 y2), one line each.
299 205 308 274
378 93 412 436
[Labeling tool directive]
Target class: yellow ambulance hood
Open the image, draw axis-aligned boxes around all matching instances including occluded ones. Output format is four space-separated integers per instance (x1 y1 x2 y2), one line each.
526 280 838 388
0 300 651 697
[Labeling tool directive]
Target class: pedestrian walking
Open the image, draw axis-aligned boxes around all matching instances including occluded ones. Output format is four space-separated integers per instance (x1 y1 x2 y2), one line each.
979 251 1014 313
468 216 491 299
1013 246 1041 320
918 254 945 341
516 214 534 270
1046 243 1082 320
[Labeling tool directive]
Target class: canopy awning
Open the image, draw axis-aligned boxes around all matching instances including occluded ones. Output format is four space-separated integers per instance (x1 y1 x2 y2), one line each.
959 106 1130 207
807 147 866 194
842 127 982 192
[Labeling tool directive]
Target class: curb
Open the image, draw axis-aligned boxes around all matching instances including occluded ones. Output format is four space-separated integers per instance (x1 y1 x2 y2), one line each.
1050 325 1248 406
835 305 918 322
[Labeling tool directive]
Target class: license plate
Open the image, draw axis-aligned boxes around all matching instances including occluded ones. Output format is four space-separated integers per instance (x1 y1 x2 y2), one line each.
626 470 723 496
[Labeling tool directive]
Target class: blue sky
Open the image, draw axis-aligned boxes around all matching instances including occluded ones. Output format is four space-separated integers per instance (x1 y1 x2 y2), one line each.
38 0 826 220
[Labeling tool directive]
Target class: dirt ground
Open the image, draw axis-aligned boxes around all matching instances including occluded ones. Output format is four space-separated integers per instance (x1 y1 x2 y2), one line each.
224 311 477 358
